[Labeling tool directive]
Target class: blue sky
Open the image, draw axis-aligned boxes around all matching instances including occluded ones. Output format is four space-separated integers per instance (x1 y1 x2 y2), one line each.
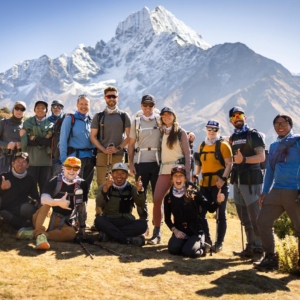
0 0 299 74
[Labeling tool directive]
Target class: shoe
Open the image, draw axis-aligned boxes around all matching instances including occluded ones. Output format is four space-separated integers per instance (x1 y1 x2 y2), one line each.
253 253 279 271
35 234 50 250
233 244 253 258
147 235 161 245
16 227 34 240
91 225 98 232
211 242 223 253
252 248 264 262
98 232 109 242
128 236 145 247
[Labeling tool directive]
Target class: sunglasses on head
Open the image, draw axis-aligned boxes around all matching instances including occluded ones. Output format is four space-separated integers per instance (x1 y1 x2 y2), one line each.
230 113 245 121
14 106 25 112
274 121 289 128
78 94 87 99
206 127 219 132
105 95 118 99
142 103 154 108
15 151 29 157
64 165 80 171
52 105 63 110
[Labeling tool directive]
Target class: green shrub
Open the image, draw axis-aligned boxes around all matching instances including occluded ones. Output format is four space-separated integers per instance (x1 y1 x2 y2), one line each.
274 212 295 239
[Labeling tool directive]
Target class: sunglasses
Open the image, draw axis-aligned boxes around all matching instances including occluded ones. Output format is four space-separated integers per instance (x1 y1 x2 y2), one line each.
15 151 29 157
64 165 80 171
274 121 289 128
161 112 173 116
14 107 26 112
142 103 154 108
206 127 219 132
230 113 245 121
52 105 63 110
78 94 88 99
105 95 118 99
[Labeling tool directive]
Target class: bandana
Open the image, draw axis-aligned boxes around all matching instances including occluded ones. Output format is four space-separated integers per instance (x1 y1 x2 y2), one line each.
172 186 185 198
163 125 172 134
62 174 80 185
205 136 221 146
233 123 250 134
12 168 27 179
48 112 64 124
74 111 89 120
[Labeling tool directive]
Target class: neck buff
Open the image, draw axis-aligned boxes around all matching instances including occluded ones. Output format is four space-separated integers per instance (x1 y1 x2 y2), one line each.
35 116 47 126
48 112 64 124
10 115 23 124
172 186 185 198
12 167 27 179
106 107 118 114
205 135 221 146
74 111 89 120
163 125 172 134
277 130 293 142
233 123 250 134
113 181 128 190
62 174 80 185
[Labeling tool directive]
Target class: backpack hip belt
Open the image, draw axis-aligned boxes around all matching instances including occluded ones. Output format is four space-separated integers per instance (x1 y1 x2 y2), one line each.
202 169 224 188
162 156 185 166
135 147 160 165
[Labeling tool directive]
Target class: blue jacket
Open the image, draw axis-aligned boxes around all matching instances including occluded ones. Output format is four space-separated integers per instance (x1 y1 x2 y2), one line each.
59 111 93 163
263 133 300 193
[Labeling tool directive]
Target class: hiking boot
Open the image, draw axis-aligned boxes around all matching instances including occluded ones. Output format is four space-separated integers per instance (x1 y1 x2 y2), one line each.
253 253 279 271
233 244 253 258
252 248 264 262
211 242 223 253
128 236 145 247
98 232 109 242
16 227 34 240
147 235 161 245
35 234 50 250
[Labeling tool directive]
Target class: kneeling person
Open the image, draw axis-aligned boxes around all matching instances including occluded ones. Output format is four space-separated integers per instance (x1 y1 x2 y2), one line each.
95 163 147 246
17 157 88 250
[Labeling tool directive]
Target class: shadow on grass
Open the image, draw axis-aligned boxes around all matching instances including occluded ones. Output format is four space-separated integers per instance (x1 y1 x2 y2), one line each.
196 270 297 296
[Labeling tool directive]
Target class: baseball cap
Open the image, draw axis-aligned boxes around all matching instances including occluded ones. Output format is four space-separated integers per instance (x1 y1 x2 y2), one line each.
229 106 244 118
141 94 155 104
34 100 48 112
206 120 220 128
112 162 129 173
51 100 64 107
13 101 27 110
12 152 29 163
171 166 186 177
160 106 175 115
63 157 81 167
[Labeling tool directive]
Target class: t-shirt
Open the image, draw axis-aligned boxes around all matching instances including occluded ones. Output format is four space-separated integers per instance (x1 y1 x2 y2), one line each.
198 141 232 187
42 176 88 216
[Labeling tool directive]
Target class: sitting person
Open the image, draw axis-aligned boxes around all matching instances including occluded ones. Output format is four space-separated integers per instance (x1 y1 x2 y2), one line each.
0 152 39 233
164 166 225 258
17 157 88 250
94 162 147 246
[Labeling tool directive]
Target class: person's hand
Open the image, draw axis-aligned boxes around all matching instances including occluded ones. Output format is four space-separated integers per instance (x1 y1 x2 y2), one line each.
45 133 52 139
106 143 115 154
19 129 26 137
217 188 225 203
129 163 137 175
16 142 21 150
173 228 186 239
258 194 266 207
188 132 195 142
7 142 15 150
233 148 243 164
135 176 144 192
55 192 71 210
1 176 11 190
216 178 225 189
29 135 35 141
103 174 113 193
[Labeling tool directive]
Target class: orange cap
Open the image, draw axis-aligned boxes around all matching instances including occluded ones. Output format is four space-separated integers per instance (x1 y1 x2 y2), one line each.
63 157 81 167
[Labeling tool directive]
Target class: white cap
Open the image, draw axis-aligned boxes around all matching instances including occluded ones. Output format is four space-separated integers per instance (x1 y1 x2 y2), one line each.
112 163 128 173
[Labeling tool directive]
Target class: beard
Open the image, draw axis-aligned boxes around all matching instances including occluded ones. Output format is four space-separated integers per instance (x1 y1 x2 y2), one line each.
234 122 244 130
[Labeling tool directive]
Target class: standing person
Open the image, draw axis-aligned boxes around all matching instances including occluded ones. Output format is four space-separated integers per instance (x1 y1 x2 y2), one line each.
194 120 232 252
164 166 225 257
128 94 161 223
60 95 94 192
0 101 26 174
0 152 39 232
254 115 300 271
17 157 88 250
90 86 131 216
94 163 147 246
20 100 53 192
148 106 191 245
229 106 265 261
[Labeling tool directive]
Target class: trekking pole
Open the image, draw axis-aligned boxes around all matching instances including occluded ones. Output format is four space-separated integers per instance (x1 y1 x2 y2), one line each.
237 167 245 259
79 241 94 260
74 237 94 259
106 143 114 179
93 242 131 259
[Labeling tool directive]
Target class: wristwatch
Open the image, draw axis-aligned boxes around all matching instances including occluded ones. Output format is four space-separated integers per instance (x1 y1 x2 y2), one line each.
116 145 122 151
221 176 227 182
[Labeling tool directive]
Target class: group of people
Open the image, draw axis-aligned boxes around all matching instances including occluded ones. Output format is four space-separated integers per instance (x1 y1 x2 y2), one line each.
0 88 299 272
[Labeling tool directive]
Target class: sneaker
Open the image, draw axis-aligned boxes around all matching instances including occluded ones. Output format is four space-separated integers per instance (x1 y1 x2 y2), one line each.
16 227 34 240
252 248 264 262
253 253 279 271
128 236 145 247
211 242 223 253
233 244 253 258
98 232 109 242
147 235 161 245
35 234 50 250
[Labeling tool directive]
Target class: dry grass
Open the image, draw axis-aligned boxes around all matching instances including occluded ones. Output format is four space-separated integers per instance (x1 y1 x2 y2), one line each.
0 201 299 300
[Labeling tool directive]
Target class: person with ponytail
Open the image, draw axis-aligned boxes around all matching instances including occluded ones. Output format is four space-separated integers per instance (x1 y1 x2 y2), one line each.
0 101 26 174
164 166 225 257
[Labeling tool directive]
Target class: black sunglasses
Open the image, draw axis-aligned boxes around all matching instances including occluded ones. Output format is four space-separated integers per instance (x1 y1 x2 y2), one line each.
14 107 26 112
105 95 118 99
142 103 154 108
206 127 219 132
52 105 63 110
78 94 88 99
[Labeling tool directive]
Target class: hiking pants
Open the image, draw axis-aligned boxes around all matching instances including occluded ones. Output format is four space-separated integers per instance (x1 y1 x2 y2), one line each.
200 183 229 244
233 183 262 249
168 234 203 257
28 166 52 193
94 215 147 244
32 205 76 242
134 162 160 221
257 188 300 253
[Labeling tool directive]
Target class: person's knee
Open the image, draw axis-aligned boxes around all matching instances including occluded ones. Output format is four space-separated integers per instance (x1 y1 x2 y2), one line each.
182 248 198 258
94 215 106 231
168 246 182 256
20 203 37 220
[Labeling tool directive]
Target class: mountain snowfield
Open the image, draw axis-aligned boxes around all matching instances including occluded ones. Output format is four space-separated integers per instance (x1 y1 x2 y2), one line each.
1 5 300 146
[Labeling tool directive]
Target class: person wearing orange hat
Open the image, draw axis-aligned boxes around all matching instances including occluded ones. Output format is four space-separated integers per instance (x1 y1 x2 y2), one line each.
16 156 88 250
